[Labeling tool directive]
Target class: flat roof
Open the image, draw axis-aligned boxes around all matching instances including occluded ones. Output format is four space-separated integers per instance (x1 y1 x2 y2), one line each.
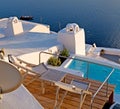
0 18 58 56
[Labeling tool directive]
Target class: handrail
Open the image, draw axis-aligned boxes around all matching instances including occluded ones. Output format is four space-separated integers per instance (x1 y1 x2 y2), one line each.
39 51 115 69
90 68 115 109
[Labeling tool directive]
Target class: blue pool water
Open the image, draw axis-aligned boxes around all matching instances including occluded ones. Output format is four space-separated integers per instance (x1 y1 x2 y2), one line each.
67 59 120 94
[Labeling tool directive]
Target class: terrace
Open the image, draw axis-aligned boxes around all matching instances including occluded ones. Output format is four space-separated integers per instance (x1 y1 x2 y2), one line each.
22 72 115 109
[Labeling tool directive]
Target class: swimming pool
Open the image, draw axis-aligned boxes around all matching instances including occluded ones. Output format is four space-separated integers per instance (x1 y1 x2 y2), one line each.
67 59 120 94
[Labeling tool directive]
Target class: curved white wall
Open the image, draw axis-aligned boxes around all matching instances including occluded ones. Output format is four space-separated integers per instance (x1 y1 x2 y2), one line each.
18 45 62 65
18 52 40 65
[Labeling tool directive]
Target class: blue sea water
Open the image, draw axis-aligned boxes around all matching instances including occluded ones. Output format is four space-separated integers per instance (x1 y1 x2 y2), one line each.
0 0 120 48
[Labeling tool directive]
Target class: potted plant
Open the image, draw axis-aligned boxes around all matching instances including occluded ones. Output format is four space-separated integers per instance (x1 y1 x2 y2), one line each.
59 48 70 63
47 57 61 66
100 49 105 55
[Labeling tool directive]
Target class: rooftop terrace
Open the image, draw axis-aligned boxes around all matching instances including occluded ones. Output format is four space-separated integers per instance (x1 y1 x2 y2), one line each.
0 18 58 56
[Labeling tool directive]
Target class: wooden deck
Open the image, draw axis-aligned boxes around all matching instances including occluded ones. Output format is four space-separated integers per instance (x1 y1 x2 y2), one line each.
22 73 115 109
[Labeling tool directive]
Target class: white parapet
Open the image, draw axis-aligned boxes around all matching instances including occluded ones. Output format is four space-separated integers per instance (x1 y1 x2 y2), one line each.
5 17 23 36
58 23 85 56
18 45 62 65
30 24 50 33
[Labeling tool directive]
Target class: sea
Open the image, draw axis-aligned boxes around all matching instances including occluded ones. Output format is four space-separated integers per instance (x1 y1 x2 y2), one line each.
0 0 120 48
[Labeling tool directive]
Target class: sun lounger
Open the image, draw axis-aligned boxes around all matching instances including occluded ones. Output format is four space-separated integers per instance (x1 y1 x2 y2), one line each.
8 54 48 76
8 54 49 88
54 80 92 109
40 69 66 94
8 54 66 94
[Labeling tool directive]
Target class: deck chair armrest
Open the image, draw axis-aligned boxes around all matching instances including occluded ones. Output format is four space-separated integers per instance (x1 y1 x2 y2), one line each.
13 62 42 76
8 54 47 76
8 54 20 64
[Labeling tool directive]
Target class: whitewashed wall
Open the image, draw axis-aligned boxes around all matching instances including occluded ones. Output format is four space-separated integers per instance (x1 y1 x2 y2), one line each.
18 45 63 65
58 23 85 56
103 48 120 55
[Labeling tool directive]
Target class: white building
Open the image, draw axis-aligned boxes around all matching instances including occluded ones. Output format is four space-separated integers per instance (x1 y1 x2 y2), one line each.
58 23 85 55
